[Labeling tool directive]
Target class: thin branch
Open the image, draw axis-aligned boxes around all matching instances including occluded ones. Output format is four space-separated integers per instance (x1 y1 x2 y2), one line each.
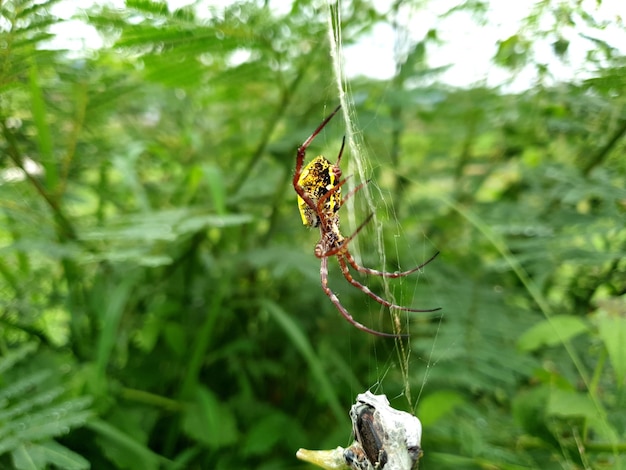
2 120 77 241
582 118 626 176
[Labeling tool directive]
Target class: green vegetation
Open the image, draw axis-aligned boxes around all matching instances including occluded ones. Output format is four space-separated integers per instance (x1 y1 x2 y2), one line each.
1 1 625 469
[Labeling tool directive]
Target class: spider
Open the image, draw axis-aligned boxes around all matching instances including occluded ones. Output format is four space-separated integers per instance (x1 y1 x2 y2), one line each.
293 104 440 337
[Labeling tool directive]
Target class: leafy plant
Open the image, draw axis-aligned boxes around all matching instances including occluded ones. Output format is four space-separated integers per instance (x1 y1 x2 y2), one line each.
0 343 91 470
1 0 625 469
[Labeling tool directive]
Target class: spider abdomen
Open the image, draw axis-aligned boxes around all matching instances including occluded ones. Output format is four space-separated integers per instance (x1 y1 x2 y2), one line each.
296 156 342 227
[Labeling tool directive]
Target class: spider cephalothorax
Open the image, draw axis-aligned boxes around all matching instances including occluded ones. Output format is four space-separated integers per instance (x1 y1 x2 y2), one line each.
293 105 440 337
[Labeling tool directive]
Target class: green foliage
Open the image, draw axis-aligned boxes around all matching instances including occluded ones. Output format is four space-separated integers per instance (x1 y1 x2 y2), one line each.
1 0 625 469
0 344 92 470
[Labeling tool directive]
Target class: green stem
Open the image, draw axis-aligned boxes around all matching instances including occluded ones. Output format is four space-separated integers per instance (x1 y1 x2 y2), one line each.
582 118 626 176
180 278 224 398
119 387 184 411
2 120 77 241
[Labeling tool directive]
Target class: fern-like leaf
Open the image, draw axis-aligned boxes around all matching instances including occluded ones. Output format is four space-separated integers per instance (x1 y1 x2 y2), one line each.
0 343 91 469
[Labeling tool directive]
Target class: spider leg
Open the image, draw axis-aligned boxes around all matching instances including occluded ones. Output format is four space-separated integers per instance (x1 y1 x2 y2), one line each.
335 134 346 167
337 254 440 313
320 256 407 338
345 250 441 279
341 179 370 206
299 105 342 155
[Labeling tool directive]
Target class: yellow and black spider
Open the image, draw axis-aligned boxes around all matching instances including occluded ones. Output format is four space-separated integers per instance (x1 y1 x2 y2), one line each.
292 105 440 337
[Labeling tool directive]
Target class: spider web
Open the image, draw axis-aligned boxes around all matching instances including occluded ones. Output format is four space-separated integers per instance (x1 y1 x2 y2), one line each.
324 0 441 412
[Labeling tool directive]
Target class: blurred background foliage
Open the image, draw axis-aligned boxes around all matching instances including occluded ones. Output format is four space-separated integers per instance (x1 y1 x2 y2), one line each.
1 0 625 468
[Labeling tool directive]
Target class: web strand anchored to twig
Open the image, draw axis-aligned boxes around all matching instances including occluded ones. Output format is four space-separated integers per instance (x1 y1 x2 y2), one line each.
325 0 416 406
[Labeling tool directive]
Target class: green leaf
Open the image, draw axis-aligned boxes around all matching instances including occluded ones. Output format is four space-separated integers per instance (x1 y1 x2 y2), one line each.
88 419 163 469
163 321 186 357
546 388 596 419
0 385 64 422
23 441 89 470
494 34 530 69
595 312 626 385
553 38 569 57
13 402 92 443
182 386 238 449
203 164 227 216
417 390 466 427
0 343 38 375
11 443 40 470
243 413 291 456
547 388 619 441
517 315 589 351
95 275 138 379
512 385 550 436
0 344 92 459
79 208 253 243
126 0 169 15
